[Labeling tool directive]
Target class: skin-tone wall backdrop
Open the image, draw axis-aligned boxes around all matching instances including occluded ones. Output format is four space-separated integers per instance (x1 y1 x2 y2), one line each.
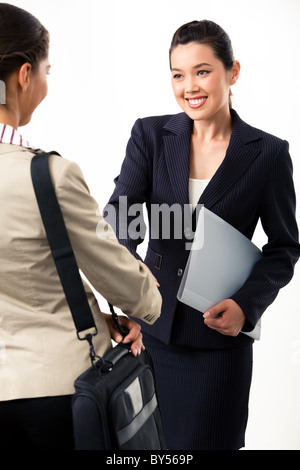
7 0 300 450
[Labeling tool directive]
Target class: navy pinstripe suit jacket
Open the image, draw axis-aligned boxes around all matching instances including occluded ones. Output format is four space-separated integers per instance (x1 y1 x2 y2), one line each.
106 110 300 348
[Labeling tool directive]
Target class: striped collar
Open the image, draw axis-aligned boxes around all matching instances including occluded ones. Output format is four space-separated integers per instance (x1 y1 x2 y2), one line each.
0 123 32 148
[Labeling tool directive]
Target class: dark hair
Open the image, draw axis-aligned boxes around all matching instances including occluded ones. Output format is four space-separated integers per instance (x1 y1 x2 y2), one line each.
169 20 234 70
0 3 49 82
169 20 235 108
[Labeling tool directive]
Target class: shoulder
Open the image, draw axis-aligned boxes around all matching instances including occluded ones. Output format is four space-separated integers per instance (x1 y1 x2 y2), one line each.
232 112 292 177
29 151 89 195
132 112 192 138
0 145 84 177
251 124 287 150
131 114 174 139
47 153 89 193
250 125 290 162
231 109 288 151
137 114 176 129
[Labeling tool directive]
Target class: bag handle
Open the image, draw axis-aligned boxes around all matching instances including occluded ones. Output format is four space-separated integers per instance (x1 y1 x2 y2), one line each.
30 152 127 361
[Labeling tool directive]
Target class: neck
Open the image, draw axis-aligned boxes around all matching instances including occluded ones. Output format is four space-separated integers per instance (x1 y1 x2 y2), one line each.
192 106 232 142
0 106 19 130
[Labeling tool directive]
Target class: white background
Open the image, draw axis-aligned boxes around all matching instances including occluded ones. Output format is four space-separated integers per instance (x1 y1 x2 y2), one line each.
7 0 300 450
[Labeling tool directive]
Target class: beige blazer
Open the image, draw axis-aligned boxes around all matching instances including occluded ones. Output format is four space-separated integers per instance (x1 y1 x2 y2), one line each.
0 144 161 401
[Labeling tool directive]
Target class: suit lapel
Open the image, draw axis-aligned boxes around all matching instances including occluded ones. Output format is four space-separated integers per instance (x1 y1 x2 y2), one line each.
163 113 193 206
162 110 262 210
200 110 262 209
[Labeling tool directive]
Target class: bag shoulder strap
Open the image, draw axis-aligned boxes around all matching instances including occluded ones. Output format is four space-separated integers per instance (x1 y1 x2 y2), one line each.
30 152 97 337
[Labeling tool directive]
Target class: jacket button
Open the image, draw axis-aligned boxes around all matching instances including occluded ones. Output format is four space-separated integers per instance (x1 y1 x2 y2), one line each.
177 268 183 277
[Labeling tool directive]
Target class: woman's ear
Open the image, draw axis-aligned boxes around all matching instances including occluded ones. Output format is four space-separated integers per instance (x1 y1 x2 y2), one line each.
18 63 32 92
230 60 241 85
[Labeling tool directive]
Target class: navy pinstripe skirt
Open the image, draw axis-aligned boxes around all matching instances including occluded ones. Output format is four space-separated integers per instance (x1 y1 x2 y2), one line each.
144 333 253 450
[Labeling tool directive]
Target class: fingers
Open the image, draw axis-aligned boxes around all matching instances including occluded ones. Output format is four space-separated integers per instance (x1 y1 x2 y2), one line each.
203 299 246 337
102 313 123 343
102 313 145 356
116 317 144 357
203 301 226 328
203 311 230 335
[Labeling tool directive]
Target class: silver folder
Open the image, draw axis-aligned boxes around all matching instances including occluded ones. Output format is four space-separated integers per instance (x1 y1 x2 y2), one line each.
177 207 262 340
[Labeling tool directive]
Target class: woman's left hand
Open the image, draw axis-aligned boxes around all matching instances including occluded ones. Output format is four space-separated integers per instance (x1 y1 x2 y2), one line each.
103 313 145 356
203 299 246 337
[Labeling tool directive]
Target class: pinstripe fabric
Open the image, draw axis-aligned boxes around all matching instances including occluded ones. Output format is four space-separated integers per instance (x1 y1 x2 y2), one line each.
143 332 252 450
106 109 299 449
106 110 300 348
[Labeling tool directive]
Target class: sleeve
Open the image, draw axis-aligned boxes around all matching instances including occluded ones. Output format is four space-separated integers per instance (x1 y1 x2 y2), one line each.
49 155 161 325
231 140 300 331
104 118 151 261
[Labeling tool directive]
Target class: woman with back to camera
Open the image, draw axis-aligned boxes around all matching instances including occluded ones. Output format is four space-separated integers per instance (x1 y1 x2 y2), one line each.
106 20 300 449
0 3 161 450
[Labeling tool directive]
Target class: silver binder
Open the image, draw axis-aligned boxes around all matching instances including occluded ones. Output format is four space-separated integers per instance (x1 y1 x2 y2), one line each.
177 207 262 340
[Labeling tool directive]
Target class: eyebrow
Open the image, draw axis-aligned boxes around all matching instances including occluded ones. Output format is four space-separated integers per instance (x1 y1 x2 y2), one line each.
171 63 212 72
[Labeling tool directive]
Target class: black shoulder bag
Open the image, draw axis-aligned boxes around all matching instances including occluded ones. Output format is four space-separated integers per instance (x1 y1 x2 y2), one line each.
31 152 166 450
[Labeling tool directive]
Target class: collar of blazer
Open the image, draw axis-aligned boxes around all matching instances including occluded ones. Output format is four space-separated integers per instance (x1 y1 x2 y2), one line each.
162 109 262 210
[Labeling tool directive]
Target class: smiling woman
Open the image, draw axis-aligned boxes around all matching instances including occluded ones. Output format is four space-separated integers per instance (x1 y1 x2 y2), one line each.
170 19 237 106
105 19 300 450
169 22 241 181
170 43 240 119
